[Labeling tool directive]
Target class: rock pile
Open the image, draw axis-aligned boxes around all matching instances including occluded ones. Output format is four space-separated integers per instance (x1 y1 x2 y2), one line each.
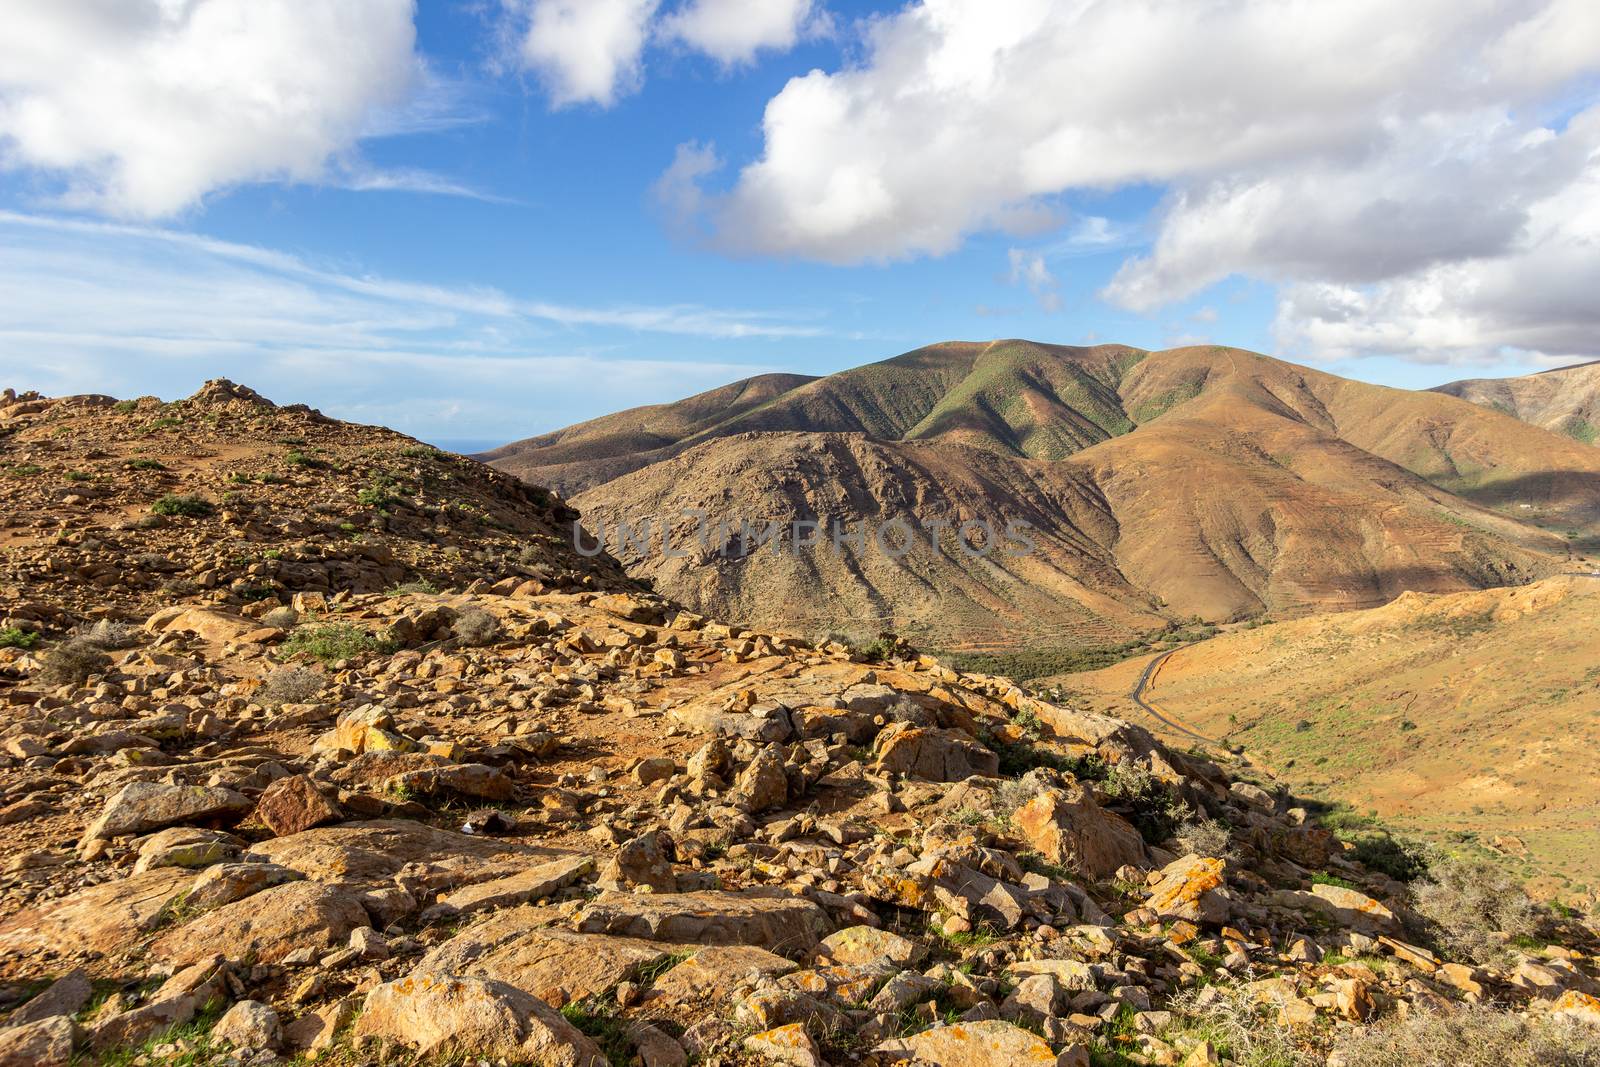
1 385 1597 1066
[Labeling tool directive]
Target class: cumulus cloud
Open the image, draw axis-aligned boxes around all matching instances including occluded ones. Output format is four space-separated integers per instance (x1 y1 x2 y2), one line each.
507 0 660 108
1271 108 1600 366
0 0 423 218
668 0 1600 363
660 0 820 65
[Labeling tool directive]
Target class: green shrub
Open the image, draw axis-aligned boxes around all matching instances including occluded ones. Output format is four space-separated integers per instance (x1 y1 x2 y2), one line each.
1101 760 1191 844
7 464 43 477
0 626 40 650
150 494 214 518
280 622 394 664
125 458 165 471
113 399 139 413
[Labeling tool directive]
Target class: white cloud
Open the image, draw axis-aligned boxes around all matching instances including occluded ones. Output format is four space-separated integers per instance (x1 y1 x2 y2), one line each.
0 211 823 438
668 0 1600 364
1272 108 1600 366
1006 248 1059 312
0 0 423 218
661 0 819 65
507 0 660 108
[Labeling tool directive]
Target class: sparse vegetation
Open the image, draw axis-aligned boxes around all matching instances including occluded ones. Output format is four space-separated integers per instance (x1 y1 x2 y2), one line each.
149 493 214 518
452 607 502 646
1411 853 1544 964
82 619 138 649
1330 1004 1600 1066
1101 759 1191 844
257 665 325 707
280 622 395 664
1162 984 1300 1067
36 637 112 688
0 626 41 650
1174 817 1235 859
124 457 165 470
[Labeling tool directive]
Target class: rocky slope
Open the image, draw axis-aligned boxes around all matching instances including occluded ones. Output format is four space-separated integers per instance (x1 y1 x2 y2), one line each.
1059 575 1600 898
489 341 1600 648
2 383 1599 1067
1434 361 1600 447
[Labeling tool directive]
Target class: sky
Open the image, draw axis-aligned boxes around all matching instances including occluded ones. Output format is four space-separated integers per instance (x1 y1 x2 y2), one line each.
2 1 1598 451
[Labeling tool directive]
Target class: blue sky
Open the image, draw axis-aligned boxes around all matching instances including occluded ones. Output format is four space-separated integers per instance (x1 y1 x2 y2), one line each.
3 1 1598 449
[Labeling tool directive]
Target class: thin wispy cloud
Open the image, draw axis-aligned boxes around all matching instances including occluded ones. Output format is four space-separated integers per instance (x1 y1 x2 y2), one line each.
0 211 821 439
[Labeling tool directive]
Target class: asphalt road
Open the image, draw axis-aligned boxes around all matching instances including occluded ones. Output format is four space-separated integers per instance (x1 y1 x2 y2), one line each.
1129 647 1222 746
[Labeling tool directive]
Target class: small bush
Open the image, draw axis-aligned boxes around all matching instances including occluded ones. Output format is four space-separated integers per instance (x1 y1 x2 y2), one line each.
1412 854 1543 964
36 638 112 688
1164 984 1300 1067
385 580 439 597
452 607 503 646
257 666 325 707
7 464 43 477
280 622 394 664
1330 1005 1600 1066
64 470 90 481
150 494 214 518
125 458 165 471
0 626 40 650
1102 759 1191 844
1174 817 1235 860
113 399 139 413
82 619 138 650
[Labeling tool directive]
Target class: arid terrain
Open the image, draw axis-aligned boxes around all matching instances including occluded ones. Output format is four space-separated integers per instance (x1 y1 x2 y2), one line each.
1059 576 1600 898
1436 361 1600 447
4 381 1598 1065
489 341 1600 650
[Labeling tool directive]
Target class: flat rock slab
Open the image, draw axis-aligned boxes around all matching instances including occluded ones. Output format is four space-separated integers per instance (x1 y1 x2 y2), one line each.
648 945 798 1004
251 819 555 887
151 879 369 967
435 854 595 917
876 1019 1061 1065
84 781 252 841
572 890 828 955
0 867 191 961
420 920 669 1006
356 972 606 1066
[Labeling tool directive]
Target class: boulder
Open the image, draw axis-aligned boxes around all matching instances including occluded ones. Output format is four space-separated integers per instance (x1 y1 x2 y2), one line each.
817 926 926 967
355 973 605 1065
1144 855 1232 924
873 722 999 782
648 945 798 1004
573 891 828 954
744 1022 825 1067
420 914 669 1007
212 1000 282 1050
254 774 343 836
432 854 595 917
0 867 191 960
0 1016 77 1067
151 880 369 966
131 827 240 874
1011 781 1149 880
82 782 251 842
185 861 303 909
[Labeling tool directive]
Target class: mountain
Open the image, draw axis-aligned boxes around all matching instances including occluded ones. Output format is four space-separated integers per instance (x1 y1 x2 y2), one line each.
2 379 1597 1067
1059 574 1600 896
487 341 1600 649
1434 360 1600 446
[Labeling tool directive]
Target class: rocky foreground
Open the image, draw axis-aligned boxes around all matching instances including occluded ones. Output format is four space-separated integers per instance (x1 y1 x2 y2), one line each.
2 384 1599 1066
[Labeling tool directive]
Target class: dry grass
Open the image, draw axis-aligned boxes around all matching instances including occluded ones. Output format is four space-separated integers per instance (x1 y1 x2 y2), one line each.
452 607 502 647
36 638 111 688
1330 1005 1600 1067
257 666 325 708
1411 854 1543 964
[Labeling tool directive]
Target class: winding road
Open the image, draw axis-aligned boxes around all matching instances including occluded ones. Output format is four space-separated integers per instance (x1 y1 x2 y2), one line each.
1129 646 1222 746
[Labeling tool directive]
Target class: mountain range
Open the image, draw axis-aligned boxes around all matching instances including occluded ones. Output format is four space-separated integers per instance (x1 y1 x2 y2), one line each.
487 341 1600 649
